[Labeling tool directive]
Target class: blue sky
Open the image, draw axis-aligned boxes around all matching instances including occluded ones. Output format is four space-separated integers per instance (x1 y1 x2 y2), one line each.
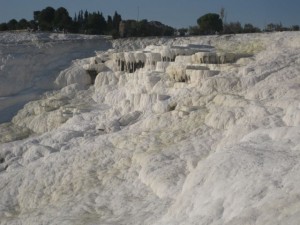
0 0 299 28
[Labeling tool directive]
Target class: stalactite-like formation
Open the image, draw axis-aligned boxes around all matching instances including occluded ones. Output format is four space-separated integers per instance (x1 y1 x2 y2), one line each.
111 44 247 85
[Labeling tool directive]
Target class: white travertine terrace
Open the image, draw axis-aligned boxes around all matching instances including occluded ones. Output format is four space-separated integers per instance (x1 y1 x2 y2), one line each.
111 44 243 85
1 32 300 225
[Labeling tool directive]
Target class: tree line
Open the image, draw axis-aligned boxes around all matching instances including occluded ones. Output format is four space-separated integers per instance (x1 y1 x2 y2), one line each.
182 10 299 36
119 20 174 37
0 6 174 38
0 6 299 38
0 7 123 36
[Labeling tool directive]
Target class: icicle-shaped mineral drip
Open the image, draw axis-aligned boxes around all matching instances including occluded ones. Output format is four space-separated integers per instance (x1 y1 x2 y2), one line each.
113 52 125 71
216 52 225 64
134 52 146 70
166 63 187 82
193 52 205 64
161 46 175 62
112 53 119 68
124 52 136 72
145 52 161 70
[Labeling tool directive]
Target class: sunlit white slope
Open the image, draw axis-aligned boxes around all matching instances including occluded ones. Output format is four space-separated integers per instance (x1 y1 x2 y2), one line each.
0 32 300 225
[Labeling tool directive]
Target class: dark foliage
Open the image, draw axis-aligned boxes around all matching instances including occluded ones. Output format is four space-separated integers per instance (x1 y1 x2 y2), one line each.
120 20 175 38
7 19 18 30
0 6 176 38
291 25 300 31
1 7 298 38
0 23 8 31
223 22 243 34
18 19 30 29
243 23 261 33
264 23 290 32
197 13 223 34
38 7 55 30
53 7 73 31
188 26 201 35
177 28 188 36
73 10 108 34
112 11 122 31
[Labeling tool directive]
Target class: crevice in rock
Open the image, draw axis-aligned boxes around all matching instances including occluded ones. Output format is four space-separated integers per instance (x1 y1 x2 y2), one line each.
168 103 177 111
86 70 98 85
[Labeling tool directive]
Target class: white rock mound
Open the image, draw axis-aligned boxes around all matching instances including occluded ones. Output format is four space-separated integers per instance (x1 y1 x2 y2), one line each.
0 31 300 225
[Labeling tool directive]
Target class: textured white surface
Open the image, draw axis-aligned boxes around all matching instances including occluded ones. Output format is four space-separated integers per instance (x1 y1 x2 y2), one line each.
0 32 300 225
0 32 111 122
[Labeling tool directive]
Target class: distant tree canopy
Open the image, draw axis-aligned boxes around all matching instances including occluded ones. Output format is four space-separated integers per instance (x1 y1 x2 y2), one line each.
112 11 122 31
119 20 175 38
177 28 188 36
1 6 171 37
188 26 201 35
0 6 174 38
54 7 73 30
223 22 243 34
291 25 300 31
197 13 223 34
264 23 290 32
72 10 106 34
38 7 55 30
7 19 18 30
243 23 261 33
192 11 263 35
0 7 299 37
0 7 123 35
35 7 74 32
